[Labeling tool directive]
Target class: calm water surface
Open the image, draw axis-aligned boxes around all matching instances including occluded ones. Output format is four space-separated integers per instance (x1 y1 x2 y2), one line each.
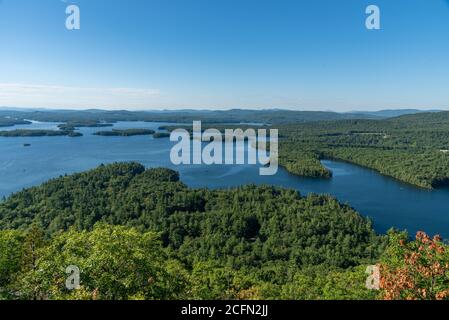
1 121 448 237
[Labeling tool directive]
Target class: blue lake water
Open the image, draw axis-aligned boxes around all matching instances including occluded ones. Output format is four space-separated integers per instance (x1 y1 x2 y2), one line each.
1 121 449 238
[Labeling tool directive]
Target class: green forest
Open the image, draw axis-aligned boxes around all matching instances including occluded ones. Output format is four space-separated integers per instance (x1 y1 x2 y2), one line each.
1 163 448 300
278 112 449 189
1 110 449 300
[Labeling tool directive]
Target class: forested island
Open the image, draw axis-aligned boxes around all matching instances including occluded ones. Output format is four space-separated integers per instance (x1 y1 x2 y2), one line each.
58 121 114 131
0 162 447 300
153 132 171 138
93 129 156 136
0 129 82 137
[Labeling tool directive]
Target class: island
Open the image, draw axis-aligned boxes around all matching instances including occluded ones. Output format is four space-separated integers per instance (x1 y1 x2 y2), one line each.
152 132 170 138
58 121 114 131
68 131 83 137
0 129 83 137
93 129 155 136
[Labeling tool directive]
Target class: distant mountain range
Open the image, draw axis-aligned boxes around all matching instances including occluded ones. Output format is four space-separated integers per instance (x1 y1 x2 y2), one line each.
348 109 443 118
0 107 445 125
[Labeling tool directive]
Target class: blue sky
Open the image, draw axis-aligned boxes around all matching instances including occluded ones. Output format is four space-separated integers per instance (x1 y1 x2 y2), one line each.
0 0 448 111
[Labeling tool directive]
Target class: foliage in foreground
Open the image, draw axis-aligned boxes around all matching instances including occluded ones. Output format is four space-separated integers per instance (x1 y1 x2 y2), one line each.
1 225 448 300
379 231 449 300
0 224 377 300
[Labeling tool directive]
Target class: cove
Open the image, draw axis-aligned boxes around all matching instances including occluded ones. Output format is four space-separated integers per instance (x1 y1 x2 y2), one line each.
181 160 449 239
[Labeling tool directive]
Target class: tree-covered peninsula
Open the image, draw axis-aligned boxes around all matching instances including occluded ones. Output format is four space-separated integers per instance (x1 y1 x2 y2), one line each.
278 112 449 189
58 121 114 131
153 132 171 138
0 117 31 127
157 112 449 188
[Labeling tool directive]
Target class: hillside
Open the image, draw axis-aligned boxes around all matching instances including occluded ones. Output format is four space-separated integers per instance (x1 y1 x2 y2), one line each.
0 116 31 127
1 163 448 300
279 112 449 189
0 162 383 268
350 109 442 118
0 163 387 299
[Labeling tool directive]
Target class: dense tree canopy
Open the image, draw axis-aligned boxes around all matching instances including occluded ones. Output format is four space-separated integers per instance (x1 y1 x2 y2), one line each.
278 113 449 188
0 163 448 300
93 129 155 136
0 163 389 300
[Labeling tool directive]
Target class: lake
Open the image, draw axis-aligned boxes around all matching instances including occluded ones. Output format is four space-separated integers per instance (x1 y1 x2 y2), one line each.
1 121 449 238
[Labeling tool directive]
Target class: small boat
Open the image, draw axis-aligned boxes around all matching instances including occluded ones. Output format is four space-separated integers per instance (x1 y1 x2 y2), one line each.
23 143 31 147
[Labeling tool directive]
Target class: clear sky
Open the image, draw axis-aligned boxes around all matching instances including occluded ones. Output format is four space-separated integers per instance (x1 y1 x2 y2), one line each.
0 0 448 111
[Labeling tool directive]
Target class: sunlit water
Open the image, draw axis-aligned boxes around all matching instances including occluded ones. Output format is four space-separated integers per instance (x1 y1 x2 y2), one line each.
1 121 449 238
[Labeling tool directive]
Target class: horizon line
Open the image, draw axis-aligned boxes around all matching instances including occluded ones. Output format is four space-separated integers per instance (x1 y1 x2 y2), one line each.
0 106 447 114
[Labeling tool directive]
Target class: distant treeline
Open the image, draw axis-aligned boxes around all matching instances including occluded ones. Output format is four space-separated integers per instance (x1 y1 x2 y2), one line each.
94 129 156 136
58 121 114 131
0 109 382 125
